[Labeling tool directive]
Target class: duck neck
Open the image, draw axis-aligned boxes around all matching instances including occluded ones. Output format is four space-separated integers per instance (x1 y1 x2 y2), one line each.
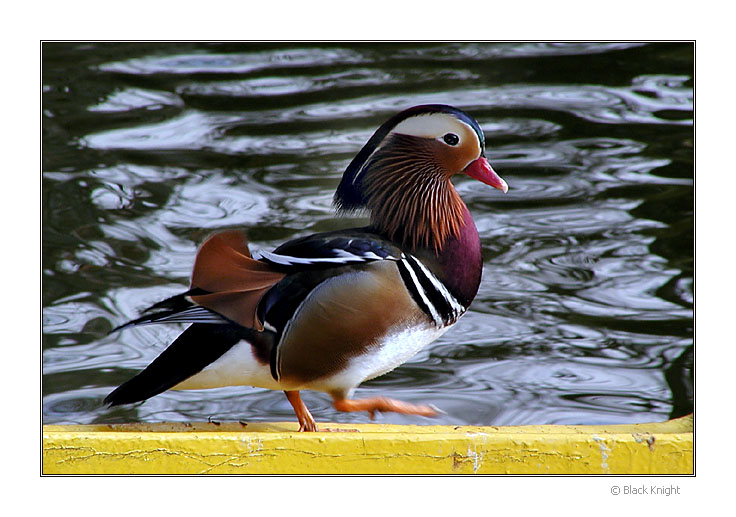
427 204 483 307
370 192 483 307
366 171 467 253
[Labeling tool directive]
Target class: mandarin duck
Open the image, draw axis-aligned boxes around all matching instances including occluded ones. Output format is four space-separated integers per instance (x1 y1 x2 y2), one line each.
104 104 508 431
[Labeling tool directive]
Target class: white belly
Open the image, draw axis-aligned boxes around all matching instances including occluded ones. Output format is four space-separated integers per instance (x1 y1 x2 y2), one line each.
173 339 281 391
307 322 451 397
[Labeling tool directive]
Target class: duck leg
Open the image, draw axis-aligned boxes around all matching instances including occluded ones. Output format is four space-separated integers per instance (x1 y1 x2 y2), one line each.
284 390 319 432
332 396 439 420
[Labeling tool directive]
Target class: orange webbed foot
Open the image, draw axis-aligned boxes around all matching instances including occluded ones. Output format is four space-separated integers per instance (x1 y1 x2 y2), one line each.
332 396 440 420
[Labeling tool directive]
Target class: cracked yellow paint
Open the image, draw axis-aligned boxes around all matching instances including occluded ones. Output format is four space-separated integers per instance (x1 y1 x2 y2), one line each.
42 415 693 475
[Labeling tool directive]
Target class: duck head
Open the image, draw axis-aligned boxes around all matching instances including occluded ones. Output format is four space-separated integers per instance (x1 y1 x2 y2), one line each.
334 104 507 252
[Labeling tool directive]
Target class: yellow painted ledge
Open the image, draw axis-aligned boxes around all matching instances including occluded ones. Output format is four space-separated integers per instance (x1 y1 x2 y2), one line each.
43 414 693 475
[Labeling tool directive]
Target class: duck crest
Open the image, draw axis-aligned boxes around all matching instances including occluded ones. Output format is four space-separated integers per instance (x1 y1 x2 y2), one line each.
334 104 485 211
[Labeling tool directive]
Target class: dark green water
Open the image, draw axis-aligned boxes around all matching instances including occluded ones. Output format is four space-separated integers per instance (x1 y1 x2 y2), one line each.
42 42 693 426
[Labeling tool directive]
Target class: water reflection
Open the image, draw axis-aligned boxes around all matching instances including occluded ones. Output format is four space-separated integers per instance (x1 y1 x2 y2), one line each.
97 47 369 75
42 42 693 426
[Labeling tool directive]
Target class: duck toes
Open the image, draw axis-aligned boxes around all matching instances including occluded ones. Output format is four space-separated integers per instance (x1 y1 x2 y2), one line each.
104 104 508 431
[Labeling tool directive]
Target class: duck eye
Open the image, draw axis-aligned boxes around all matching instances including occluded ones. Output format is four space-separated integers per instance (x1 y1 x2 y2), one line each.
443 133 459 146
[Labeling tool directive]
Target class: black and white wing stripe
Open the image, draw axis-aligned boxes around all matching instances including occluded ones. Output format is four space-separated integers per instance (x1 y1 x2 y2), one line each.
254 247 388 267
253 234 402 269
397 254 467 327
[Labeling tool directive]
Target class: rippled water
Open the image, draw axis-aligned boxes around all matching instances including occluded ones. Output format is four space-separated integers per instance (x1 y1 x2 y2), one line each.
42 42 693 426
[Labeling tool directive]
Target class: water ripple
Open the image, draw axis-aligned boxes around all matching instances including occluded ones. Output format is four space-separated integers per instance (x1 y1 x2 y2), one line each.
392 42 645 61
98 48 368 75
178 68 404 98
89 88 184 112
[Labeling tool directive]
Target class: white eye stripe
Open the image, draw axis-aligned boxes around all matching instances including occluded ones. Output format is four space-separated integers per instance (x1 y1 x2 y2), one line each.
390 113 476 140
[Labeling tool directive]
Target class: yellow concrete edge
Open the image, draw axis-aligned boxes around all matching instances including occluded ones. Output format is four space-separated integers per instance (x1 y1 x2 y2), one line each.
43 414 693 475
